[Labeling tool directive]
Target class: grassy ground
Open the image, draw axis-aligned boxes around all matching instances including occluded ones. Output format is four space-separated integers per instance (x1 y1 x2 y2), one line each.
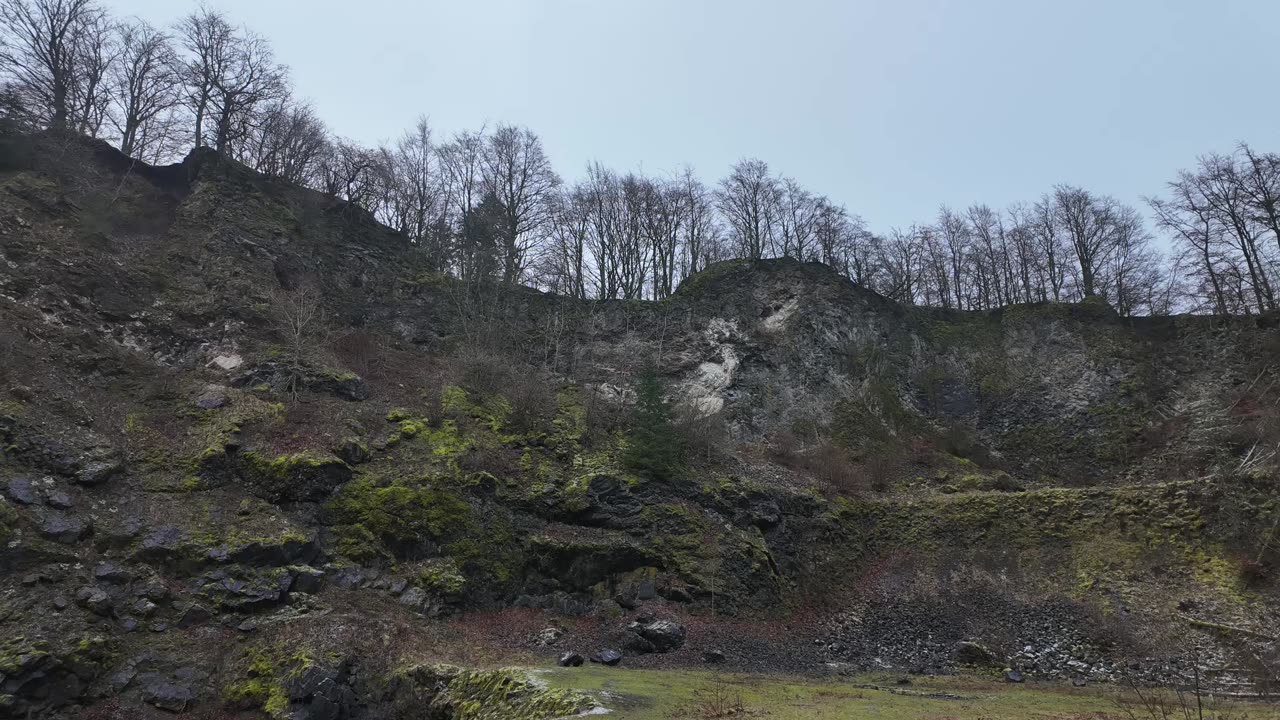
537 665 1279 719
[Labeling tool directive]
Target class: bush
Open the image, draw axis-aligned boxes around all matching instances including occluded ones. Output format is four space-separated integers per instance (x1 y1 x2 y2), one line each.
769 432 869 496
674 406 730 463
444 348 554 435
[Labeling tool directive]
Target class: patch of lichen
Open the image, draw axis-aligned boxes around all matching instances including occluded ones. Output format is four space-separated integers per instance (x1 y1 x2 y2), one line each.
642 503 732 599
444 514 524 587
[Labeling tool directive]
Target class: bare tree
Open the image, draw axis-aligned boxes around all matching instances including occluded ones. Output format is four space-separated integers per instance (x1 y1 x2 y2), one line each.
543 185 590 298
0 0 109 131
678 166 719 279
1053 185 1124 299
1198 154 1277 311
175 6 228 148
1097 204 1161 316
318 137 391 212
242 96 327 184
774 176 819 260
108 18 179 159
1150 175 1229 314
176 7 284 154
879 227 921 303
1238 143 1280 257
716 158 778 260
481 123 560 284
375 117 451 269
936 205 970 308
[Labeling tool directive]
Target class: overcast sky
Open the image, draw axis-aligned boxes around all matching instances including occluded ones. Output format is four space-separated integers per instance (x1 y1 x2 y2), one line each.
109 0 1278 233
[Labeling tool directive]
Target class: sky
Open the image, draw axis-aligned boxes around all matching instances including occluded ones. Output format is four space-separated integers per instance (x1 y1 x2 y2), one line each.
108 0 1279 233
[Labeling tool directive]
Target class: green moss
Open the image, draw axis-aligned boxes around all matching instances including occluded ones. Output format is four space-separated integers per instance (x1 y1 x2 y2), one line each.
332 524 387 563
223 646 319 718
417 557 467 596
829 478 1267 605
234 450 350 501
441 385 470 414
540 665 1270 720
328 473 471 548
0 638 50 675
0 501 16 544
393 665 591 720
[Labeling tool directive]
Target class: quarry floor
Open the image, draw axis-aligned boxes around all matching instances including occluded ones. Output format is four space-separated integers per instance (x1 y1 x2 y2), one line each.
535 665 1280 719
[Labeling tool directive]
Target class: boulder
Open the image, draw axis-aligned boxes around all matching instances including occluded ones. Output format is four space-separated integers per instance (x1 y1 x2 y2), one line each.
76 459 122 486
953 641 997 666
589 649 622 666
93 561 132 584
197 566 294 610
175 602 212 628
4 475 39 504
282 659 356 720
39 513 90 543
74 586 114 616
45 489 74 509
535 627 564 646
138 669 198 712
334 438 371 465
626 618 687 654
558 652 584 667
701 649 726 664
194 386 228 410
134 525 187 563
209 353 243 371
1005 670 1026 683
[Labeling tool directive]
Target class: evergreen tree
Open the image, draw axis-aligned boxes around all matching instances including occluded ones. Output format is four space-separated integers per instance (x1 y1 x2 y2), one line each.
457 191 505 281
624 366 682 480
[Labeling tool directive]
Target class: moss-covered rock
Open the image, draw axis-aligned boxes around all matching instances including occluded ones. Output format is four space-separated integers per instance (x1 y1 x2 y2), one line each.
327 473 471 555
236 450 352 503
388 664 592 720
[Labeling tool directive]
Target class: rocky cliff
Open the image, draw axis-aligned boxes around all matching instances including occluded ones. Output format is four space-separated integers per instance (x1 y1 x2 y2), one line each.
1 131 1277 718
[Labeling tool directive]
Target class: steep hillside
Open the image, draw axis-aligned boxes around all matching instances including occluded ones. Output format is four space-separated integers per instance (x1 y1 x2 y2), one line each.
1 131 1278 718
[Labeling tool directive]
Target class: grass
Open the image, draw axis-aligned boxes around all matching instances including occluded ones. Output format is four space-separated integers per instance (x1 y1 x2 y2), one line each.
539 665 1280 719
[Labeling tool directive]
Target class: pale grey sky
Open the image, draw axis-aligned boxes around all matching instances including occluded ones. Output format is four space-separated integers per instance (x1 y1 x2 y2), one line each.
111 0 1279 232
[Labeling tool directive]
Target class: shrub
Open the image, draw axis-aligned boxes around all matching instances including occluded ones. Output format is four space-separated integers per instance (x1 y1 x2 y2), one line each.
331 329 383 377
769 433 869 496
443 348 555 434
674 406 730 464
